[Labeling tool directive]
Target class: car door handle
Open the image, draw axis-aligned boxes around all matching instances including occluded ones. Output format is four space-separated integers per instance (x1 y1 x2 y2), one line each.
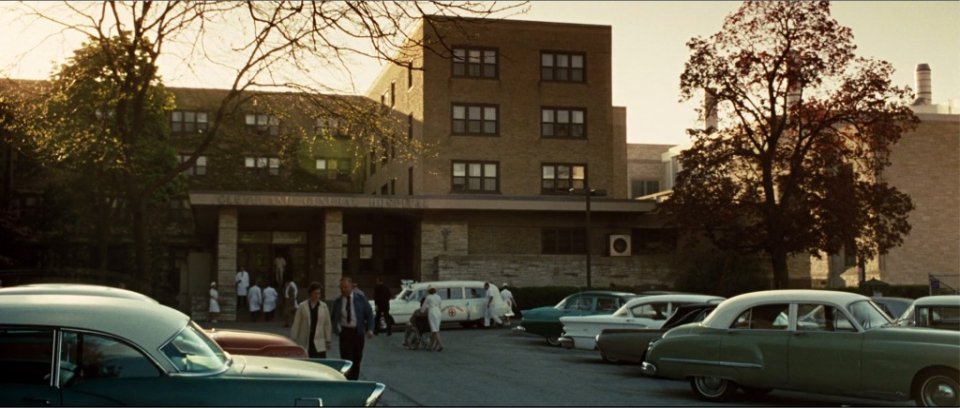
23 397 51 406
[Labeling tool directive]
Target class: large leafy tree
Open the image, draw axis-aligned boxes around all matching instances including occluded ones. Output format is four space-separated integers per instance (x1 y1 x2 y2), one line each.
665 1 918 289
9 1 520 288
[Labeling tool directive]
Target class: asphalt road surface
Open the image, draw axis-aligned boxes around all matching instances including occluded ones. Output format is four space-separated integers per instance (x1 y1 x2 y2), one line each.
209 321 909 406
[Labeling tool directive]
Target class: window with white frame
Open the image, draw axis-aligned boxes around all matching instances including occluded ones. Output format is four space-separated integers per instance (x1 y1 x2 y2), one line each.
541 107 586 138
170 111 208 133
244 113 279 136
316 158 351 180
452 47 497 78
541 163 585 194
452 161 498 193
541 52 585 82
244 156 280 175
452 104 498 136
178 154 208 176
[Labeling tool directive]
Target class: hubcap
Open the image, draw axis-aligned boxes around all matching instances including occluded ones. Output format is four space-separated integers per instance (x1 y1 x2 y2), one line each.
695 377 727 397
922 375 959 407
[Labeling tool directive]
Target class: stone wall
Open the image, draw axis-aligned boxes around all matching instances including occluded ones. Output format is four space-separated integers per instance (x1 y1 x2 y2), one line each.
214 207 238 321
436 254 674 288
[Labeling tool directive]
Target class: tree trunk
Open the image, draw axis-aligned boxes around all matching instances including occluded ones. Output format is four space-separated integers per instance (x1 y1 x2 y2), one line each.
131 195 151 293
770 247 789 289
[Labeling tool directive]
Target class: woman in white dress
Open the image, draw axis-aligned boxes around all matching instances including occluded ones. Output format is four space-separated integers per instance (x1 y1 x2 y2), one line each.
208 281 221 323
419 287 444 351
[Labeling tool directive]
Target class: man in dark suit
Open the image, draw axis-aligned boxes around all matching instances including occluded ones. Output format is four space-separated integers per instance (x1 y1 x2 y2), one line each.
373 277 393 336
332 276 374 380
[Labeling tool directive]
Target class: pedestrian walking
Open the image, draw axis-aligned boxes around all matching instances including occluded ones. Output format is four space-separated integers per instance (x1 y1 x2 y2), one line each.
373 277 393 335
332 276 374 380
420 286 444 351
291 282 332 358
208 281 220 323
483 281 504 328
263 282 279 321
284 279 299 327
248 279 263 321
235 267 250 312
501 282 516 326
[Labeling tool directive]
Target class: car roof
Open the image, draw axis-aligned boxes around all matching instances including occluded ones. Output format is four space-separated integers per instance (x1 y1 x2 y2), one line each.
913 295 960 306
701 290 871 329
406 280 498 289
620 294 724 308
0 283 158 303
570 290 637 297
0 292 189 351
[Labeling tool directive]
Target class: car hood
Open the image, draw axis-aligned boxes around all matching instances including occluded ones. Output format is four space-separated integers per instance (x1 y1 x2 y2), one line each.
225 354 345 381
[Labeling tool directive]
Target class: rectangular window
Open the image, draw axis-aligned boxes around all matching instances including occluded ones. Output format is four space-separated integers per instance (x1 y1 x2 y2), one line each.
452 104 498 136
244 113 279 136
631 228 677 254
407 63 414 88
408 167 414 195
170 110 208 133
630 180 660 198
390 81 396 107
359 234 373 259
541 163 586 194
315 158 351 180
178 154 208 176
541 107 586 138
452 161 499 193
541 52 585 83
244 156 280 176
315 117 347 139
542 227 586 254
452 47 497 79
407 113 414 140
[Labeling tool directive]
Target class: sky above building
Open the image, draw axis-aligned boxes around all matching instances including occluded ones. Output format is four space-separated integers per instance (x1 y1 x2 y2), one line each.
1 1 957 146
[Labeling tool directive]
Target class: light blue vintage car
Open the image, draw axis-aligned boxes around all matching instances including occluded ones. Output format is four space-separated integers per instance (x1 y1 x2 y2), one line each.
641 290 959 407
0 291 386 406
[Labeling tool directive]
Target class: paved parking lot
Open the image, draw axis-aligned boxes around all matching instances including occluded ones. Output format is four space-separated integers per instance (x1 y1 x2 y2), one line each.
208 320 907 406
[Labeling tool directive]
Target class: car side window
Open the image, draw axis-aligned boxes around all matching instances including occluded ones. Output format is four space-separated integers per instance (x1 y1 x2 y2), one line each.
60 331 159 386
467 288 484 299
921 306 960 330
731 304 790 330
631 302 669 320
563 295 589 311
796 304 855 332
449 288 464 300
596 297 619 313
0 328 54 385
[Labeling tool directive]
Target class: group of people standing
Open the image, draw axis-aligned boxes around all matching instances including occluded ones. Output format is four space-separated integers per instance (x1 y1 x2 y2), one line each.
234 267 288 322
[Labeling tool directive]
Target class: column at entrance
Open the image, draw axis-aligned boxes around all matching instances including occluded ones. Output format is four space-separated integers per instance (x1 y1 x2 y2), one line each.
217 207 239 322
324 209 344 300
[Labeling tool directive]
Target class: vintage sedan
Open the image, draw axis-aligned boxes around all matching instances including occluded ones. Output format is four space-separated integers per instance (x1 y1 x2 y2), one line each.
641 290 959 407
595 303 718 363
513 290 636 346
0 292 385 406
897 295 960 331
558 294 723 351
0 283 353 373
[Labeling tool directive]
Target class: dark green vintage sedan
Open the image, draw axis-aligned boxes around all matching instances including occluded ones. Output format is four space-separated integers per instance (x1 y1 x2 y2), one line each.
513 290 635 346
0 292 385 406
641 290 959 407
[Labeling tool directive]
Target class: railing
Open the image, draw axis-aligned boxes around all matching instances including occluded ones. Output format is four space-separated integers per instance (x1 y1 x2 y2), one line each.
928 273 960 295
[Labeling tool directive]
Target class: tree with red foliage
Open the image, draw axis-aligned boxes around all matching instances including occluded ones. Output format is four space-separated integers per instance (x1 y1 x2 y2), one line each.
665 1 918 289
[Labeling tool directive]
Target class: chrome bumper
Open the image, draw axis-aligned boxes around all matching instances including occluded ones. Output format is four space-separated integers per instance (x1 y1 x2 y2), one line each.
511 325 526 334
558 336 575 349
640 361 657 377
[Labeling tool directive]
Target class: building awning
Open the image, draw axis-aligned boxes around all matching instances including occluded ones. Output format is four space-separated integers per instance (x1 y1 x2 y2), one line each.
188 191 658 213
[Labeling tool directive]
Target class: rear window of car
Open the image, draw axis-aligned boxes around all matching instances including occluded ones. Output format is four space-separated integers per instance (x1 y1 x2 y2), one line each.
731 304 790 330
0 328 54 385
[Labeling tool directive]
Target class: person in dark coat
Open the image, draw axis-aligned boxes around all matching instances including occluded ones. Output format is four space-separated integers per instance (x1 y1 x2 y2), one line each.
373 277 393 336
332 276 375 380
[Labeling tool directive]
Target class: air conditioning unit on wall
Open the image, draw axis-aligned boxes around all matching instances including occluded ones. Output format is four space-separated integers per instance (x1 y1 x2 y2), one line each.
608 234 631 257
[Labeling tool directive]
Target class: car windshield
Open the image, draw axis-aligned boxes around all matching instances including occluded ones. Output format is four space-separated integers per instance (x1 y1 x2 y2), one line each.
847 300 891 330
161 322 228 374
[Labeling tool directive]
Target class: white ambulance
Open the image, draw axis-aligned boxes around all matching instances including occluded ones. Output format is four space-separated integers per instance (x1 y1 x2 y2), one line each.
377 280 510 328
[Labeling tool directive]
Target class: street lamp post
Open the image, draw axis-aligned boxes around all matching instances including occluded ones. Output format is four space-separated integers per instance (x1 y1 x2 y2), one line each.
571 178 605 289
